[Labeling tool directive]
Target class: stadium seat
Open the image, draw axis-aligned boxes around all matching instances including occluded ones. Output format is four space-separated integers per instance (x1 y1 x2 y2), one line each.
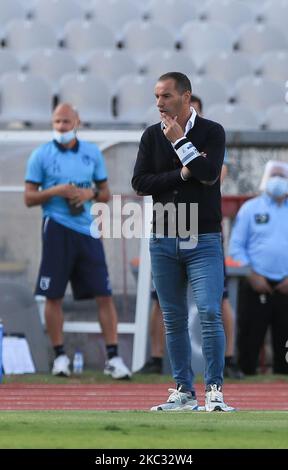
201 0 256 30
179 21 235 66
3 19 58 58
24 49 79 92
232 76 285 110
0 0 26 29
201 52 254 88
89 0 142 29
236 23 288 54
0 50 20 76
58 74 113 125
144 0 198 30
141 49 197 80
33 0 85 34
119 20 175 53
62 20 115 60
259 0 288 37
206 103 260 130
190 76 228 107
0 72 52 126
262 104 288 130
85 49 139 85
256 51 288 82
114 74 155 124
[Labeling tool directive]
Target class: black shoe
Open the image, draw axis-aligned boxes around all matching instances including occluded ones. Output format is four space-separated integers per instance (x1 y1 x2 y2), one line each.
224 363 245 380
136 359 162 374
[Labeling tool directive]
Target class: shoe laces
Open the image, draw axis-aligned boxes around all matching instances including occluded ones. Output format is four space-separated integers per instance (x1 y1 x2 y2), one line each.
208 384 223 402
167 388 189 403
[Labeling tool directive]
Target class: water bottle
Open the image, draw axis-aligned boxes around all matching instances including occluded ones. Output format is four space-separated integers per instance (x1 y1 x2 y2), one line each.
0 319 3 384
73 351 84 374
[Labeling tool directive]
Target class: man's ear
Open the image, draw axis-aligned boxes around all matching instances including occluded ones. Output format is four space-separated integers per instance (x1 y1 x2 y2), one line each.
184 91 191 105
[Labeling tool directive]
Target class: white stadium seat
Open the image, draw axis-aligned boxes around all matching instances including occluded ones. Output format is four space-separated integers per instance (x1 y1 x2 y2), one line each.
4 19 58 58
179 21 235 66
25 48 79 91
236 23 288 54
0 72 52 126
206 103 260 130
144 0 198 30
114 74 155 123
119 21 175 53
33 0 85 34
58 73 113 125
262 104 288 130
63 20 115 60
233 76 285 110
141 50 197 80
85 49 139 84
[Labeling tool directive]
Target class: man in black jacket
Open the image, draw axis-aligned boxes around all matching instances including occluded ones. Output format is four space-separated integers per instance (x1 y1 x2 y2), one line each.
132 72 235 412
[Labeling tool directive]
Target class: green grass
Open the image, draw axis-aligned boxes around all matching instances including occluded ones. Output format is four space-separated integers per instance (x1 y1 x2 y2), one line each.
0 411 287 449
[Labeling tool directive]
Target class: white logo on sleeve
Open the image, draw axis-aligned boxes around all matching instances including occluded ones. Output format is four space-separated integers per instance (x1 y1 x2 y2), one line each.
40 276 51 290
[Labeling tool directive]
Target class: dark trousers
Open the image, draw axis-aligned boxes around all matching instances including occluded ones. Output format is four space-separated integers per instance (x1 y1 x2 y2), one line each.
237 279 288 375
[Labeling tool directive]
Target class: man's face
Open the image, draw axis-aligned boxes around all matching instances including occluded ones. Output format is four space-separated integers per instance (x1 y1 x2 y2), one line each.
52 107 78 133
154 79 189 118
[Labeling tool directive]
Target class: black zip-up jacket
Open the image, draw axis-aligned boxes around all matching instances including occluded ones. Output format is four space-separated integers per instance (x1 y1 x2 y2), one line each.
132 115 225 235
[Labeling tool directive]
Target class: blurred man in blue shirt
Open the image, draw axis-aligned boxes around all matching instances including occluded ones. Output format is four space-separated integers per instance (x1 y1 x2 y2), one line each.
24 103 131 380
229 160 288 374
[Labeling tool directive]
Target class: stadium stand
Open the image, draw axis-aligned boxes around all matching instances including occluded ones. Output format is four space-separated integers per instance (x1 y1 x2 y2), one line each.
0 72 52 126
118 21 175 53
235 23 288 54
114 74 156 123
206 103 260 131
141 49 197 79
85 49 139 84
3 19 58 59
25 48 78 92
256 51 288 82
143 0 198 29
57 73 113 125
0 49 20 75
262 105 288 130
89 0 143 29
32 0 85 35
201 52 254 88
232 76 285 110
62 20 116 60
0 0 287 129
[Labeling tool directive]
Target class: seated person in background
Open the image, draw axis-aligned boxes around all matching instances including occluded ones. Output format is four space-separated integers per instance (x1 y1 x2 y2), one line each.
229 160 288 375
24 103 131 379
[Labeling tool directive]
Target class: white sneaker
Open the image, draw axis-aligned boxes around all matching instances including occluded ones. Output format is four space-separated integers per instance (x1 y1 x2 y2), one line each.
205 384 236 412
151 386 198 411
52 354 71 377
104 356 131 379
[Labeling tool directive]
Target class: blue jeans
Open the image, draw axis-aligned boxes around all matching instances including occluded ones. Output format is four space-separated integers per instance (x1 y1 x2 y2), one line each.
149 233 225 392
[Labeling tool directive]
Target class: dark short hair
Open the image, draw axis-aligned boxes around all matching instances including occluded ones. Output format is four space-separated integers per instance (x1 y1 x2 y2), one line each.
157 72 192 94
190 94 203 113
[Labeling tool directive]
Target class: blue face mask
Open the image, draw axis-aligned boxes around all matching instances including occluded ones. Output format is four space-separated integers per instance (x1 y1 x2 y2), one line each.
53 129 76 145
266 176 288 199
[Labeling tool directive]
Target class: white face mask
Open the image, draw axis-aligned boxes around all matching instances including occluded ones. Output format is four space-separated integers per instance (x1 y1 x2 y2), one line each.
266 176 288 199
53 129 76 145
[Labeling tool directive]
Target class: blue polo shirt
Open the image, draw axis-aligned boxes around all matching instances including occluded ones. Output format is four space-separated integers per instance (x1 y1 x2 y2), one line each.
25 139 107 236
229 193 288 281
